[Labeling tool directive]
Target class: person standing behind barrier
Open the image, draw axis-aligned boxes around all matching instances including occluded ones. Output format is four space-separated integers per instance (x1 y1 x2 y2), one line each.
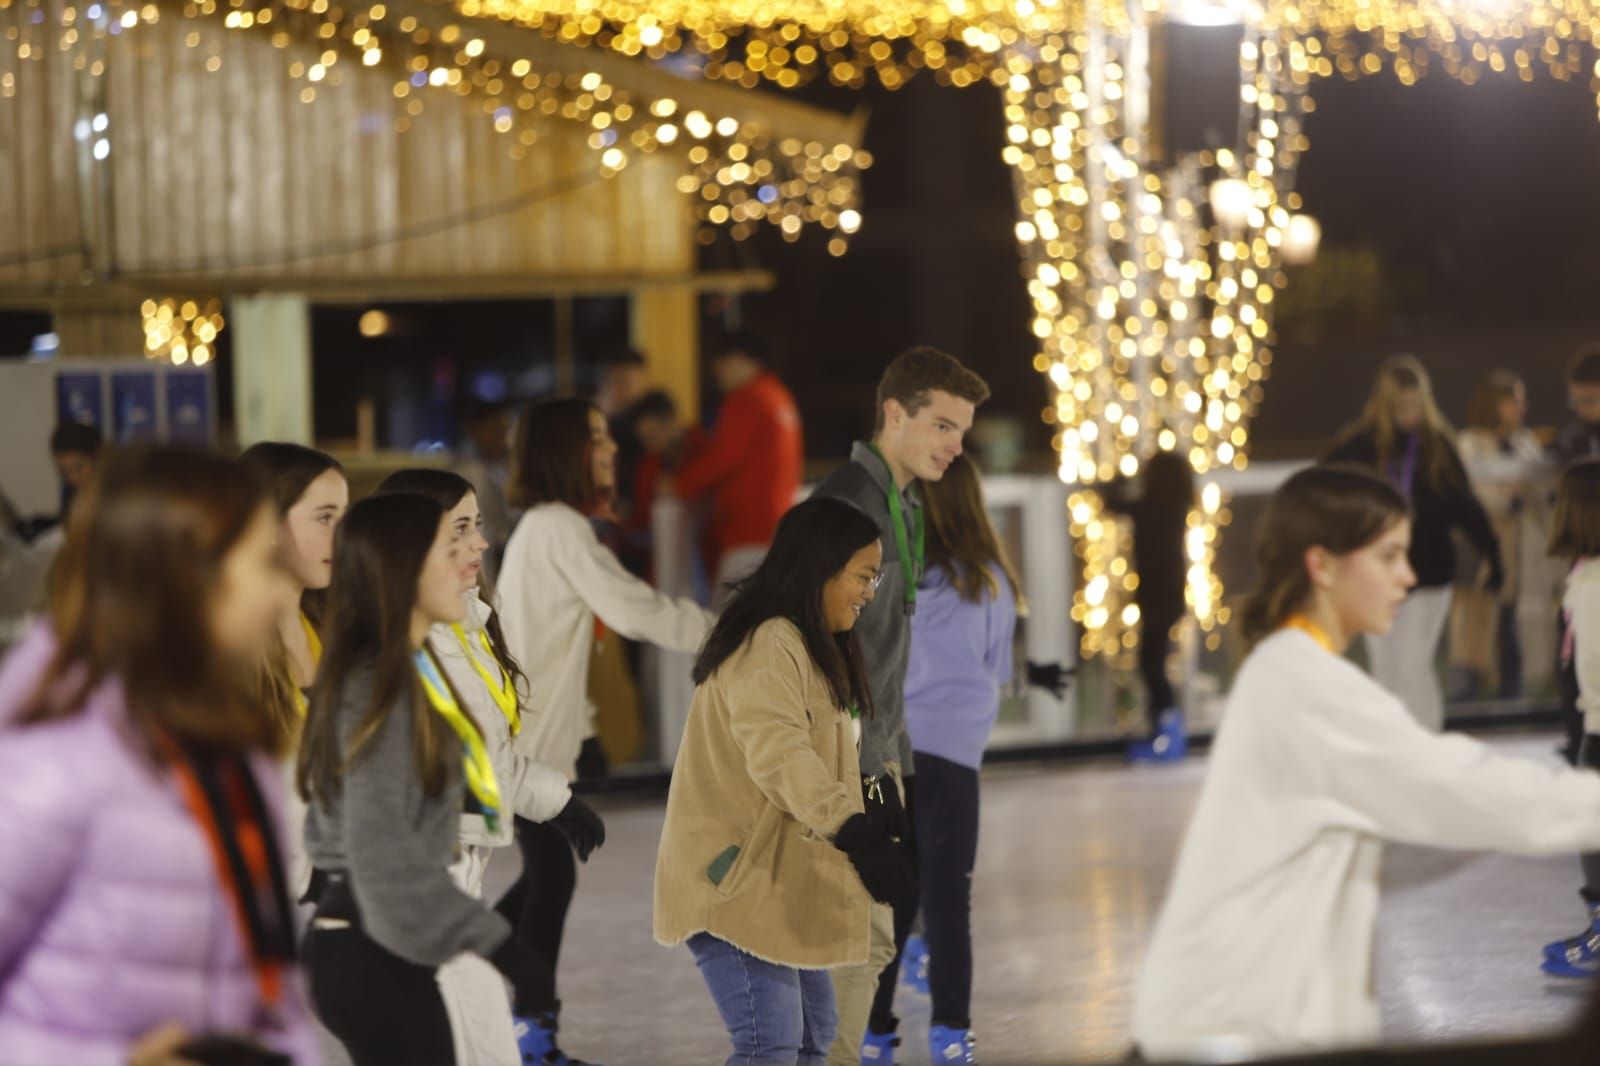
655 497 915 1066
1453 372 1543 700
300 493 556 1065
1540 461 1600 978
1101 450 1197 762
496 396 713 1063
1131 464 1600 1062
454 398 520 588
900 455 1020 1065
377 468 608 1065
0 446 314 1065
672 332 805 609
1553 345 1600 468
1323 355 1503 732
812 346 990 1066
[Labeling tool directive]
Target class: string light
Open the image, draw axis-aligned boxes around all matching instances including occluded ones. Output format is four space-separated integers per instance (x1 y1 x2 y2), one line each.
18 0 1600 657
0 0 869 246
141 297 223 366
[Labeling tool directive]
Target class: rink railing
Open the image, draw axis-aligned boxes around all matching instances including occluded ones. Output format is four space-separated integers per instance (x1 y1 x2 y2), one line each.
644 455 1564 767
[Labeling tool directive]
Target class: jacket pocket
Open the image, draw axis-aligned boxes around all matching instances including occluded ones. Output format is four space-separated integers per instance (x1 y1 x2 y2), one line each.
713 805 779 900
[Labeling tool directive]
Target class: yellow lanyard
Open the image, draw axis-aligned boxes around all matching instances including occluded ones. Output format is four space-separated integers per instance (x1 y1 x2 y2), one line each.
1283 614 1337 654
293 611 323 718
452 623 520 736
415 649 503 832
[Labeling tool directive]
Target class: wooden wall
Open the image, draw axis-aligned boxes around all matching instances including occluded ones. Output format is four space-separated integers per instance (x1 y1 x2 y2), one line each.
0 10 694 298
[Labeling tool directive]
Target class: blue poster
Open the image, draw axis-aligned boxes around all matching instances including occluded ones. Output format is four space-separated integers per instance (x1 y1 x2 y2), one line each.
55 373 104 431
164 370 212 444
111 371 159 442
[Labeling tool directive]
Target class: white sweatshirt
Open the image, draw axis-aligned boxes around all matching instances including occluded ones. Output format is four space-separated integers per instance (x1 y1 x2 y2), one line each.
1566 558 1600 734
428 592 572 849
497 502 713 779
1132 628 1600 1062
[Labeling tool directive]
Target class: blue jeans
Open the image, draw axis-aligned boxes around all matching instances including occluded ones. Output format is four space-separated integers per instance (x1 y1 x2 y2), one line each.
687 933 837 1066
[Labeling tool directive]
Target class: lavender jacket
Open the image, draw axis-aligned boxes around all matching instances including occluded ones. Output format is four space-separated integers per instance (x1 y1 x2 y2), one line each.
0 625 318 1065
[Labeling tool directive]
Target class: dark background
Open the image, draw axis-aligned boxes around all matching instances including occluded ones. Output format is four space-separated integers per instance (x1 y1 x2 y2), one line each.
6 65 1600 459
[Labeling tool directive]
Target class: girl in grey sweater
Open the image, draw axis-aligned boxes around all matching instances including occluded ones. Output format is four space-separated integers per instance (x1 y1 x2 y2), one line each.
299 493 553 1065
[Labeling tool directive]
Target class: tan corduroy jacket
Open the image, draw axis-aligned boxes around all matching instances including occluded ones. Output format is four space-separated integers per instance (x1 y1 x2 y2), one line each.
653 618 871 969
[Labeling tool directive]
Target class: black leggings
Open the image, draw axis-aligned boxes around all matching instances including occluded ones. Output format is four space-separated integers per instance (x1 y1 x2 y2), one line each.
914 752 979 1028
496 815 578 989
303 877 455 1066
1138 604 1185 733
869 774 920 1036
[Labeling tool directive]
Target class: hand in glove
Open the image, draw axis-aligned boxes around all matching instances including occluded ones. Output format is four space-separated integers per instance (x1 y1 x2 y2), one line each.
488 935 557 1018
832 812 918 908
861 775 911 843
1026 660 1075 699
575 737 610 782
550 794 606 862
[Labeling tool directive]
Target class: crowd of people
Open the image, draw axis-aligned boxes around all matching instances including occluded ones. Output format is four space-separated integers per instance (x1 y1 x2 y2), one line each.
3 338 1600 1066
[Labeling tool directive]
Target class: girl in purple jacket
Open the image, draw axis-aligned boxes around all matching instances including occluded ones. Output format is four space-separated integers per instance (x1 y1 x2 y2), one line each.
900 456 1021 1065
0 446 314 1065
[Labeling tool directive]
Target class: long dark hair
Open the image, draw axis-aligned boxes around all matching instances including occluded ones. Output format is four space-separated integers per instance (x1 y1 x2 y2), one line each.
239 441 344 627
19 446 285 757
1551 459 1600 560
922 455 1024 610
298 494 459 803
1238 464 1409 650
508 397 603 513
375 468 527 699
240 441 344 734
694 497 879 714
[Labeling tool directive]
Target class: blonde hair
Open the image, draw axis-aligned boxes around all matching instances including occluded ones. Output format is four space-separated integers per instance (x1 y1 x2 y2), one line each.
1350 354 1459 490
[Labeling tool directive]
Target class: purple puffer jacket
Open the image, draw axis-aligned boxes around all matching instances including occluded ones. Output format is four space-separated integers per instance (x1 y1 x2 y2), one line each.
0 625 318 1065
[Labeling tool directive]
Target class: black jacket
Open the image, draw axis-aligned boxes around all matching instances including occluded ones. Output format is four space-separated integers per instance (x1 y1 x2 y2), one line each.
1551 419 1600 470
1322 428 1502 590
1100 476 1189 620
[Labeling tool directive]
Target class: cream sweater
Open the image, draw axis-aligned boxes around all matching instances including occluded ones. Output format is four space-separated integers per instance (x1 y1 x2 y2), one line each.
497 503 712 779
1132 628 1600 1061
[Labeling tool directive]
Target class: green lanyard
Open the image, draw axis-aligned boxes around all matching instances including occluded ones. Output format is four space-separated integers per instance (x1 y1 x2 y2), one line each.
867 444 924 612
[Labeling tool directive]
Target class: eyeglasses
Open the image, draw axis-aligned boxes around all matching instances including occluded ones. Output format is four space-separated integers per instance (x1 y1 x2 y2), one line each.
858 570 885 593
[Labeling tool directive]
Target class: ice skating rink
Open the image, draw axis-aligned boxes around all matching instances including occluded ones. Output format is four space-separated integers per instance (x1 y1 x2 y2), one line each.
336 731 1598 1065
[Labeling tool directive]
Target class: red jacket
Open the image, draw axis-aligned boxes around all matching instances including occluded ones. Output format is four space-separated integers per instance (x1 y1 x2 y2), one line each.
675 372 803 569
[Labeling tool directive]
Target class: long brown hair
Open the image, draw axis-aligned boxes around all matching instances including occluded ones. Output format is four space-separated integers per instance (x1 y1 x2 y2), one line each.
921 456 1024 611
1551 460 1600 560
1338 354 1458 490
17 446 286 757
375 468 528 701
1466 370 1525 433
1238 464 1409 650
239 442 344 627
240 442 345 733
297 494 459 803
508 397 604 514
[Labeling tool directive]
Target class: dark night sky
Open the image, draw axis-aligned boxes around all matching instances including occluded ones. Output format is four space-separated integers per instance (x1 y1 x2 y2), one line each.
749 64 1600 461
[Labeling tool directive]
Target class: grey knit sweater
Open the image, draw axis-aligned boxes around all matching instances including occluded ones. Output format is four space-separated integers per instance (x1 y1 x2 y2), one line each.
303 664 512 967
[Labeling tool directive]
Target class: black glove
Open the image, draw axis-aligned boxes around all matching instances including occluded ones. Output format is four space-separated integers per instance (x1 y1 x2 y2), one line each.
575 737 610 782
862 775 911 843
488 934 556 1017
550 795 606 862
1026 660 1075 699
833 813 918 907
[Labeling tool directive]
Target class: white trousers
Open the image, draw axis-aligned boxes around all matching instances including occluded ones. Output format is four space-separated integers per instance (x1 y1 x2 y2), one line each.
438 846 521 1066
1364 586 1454 733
